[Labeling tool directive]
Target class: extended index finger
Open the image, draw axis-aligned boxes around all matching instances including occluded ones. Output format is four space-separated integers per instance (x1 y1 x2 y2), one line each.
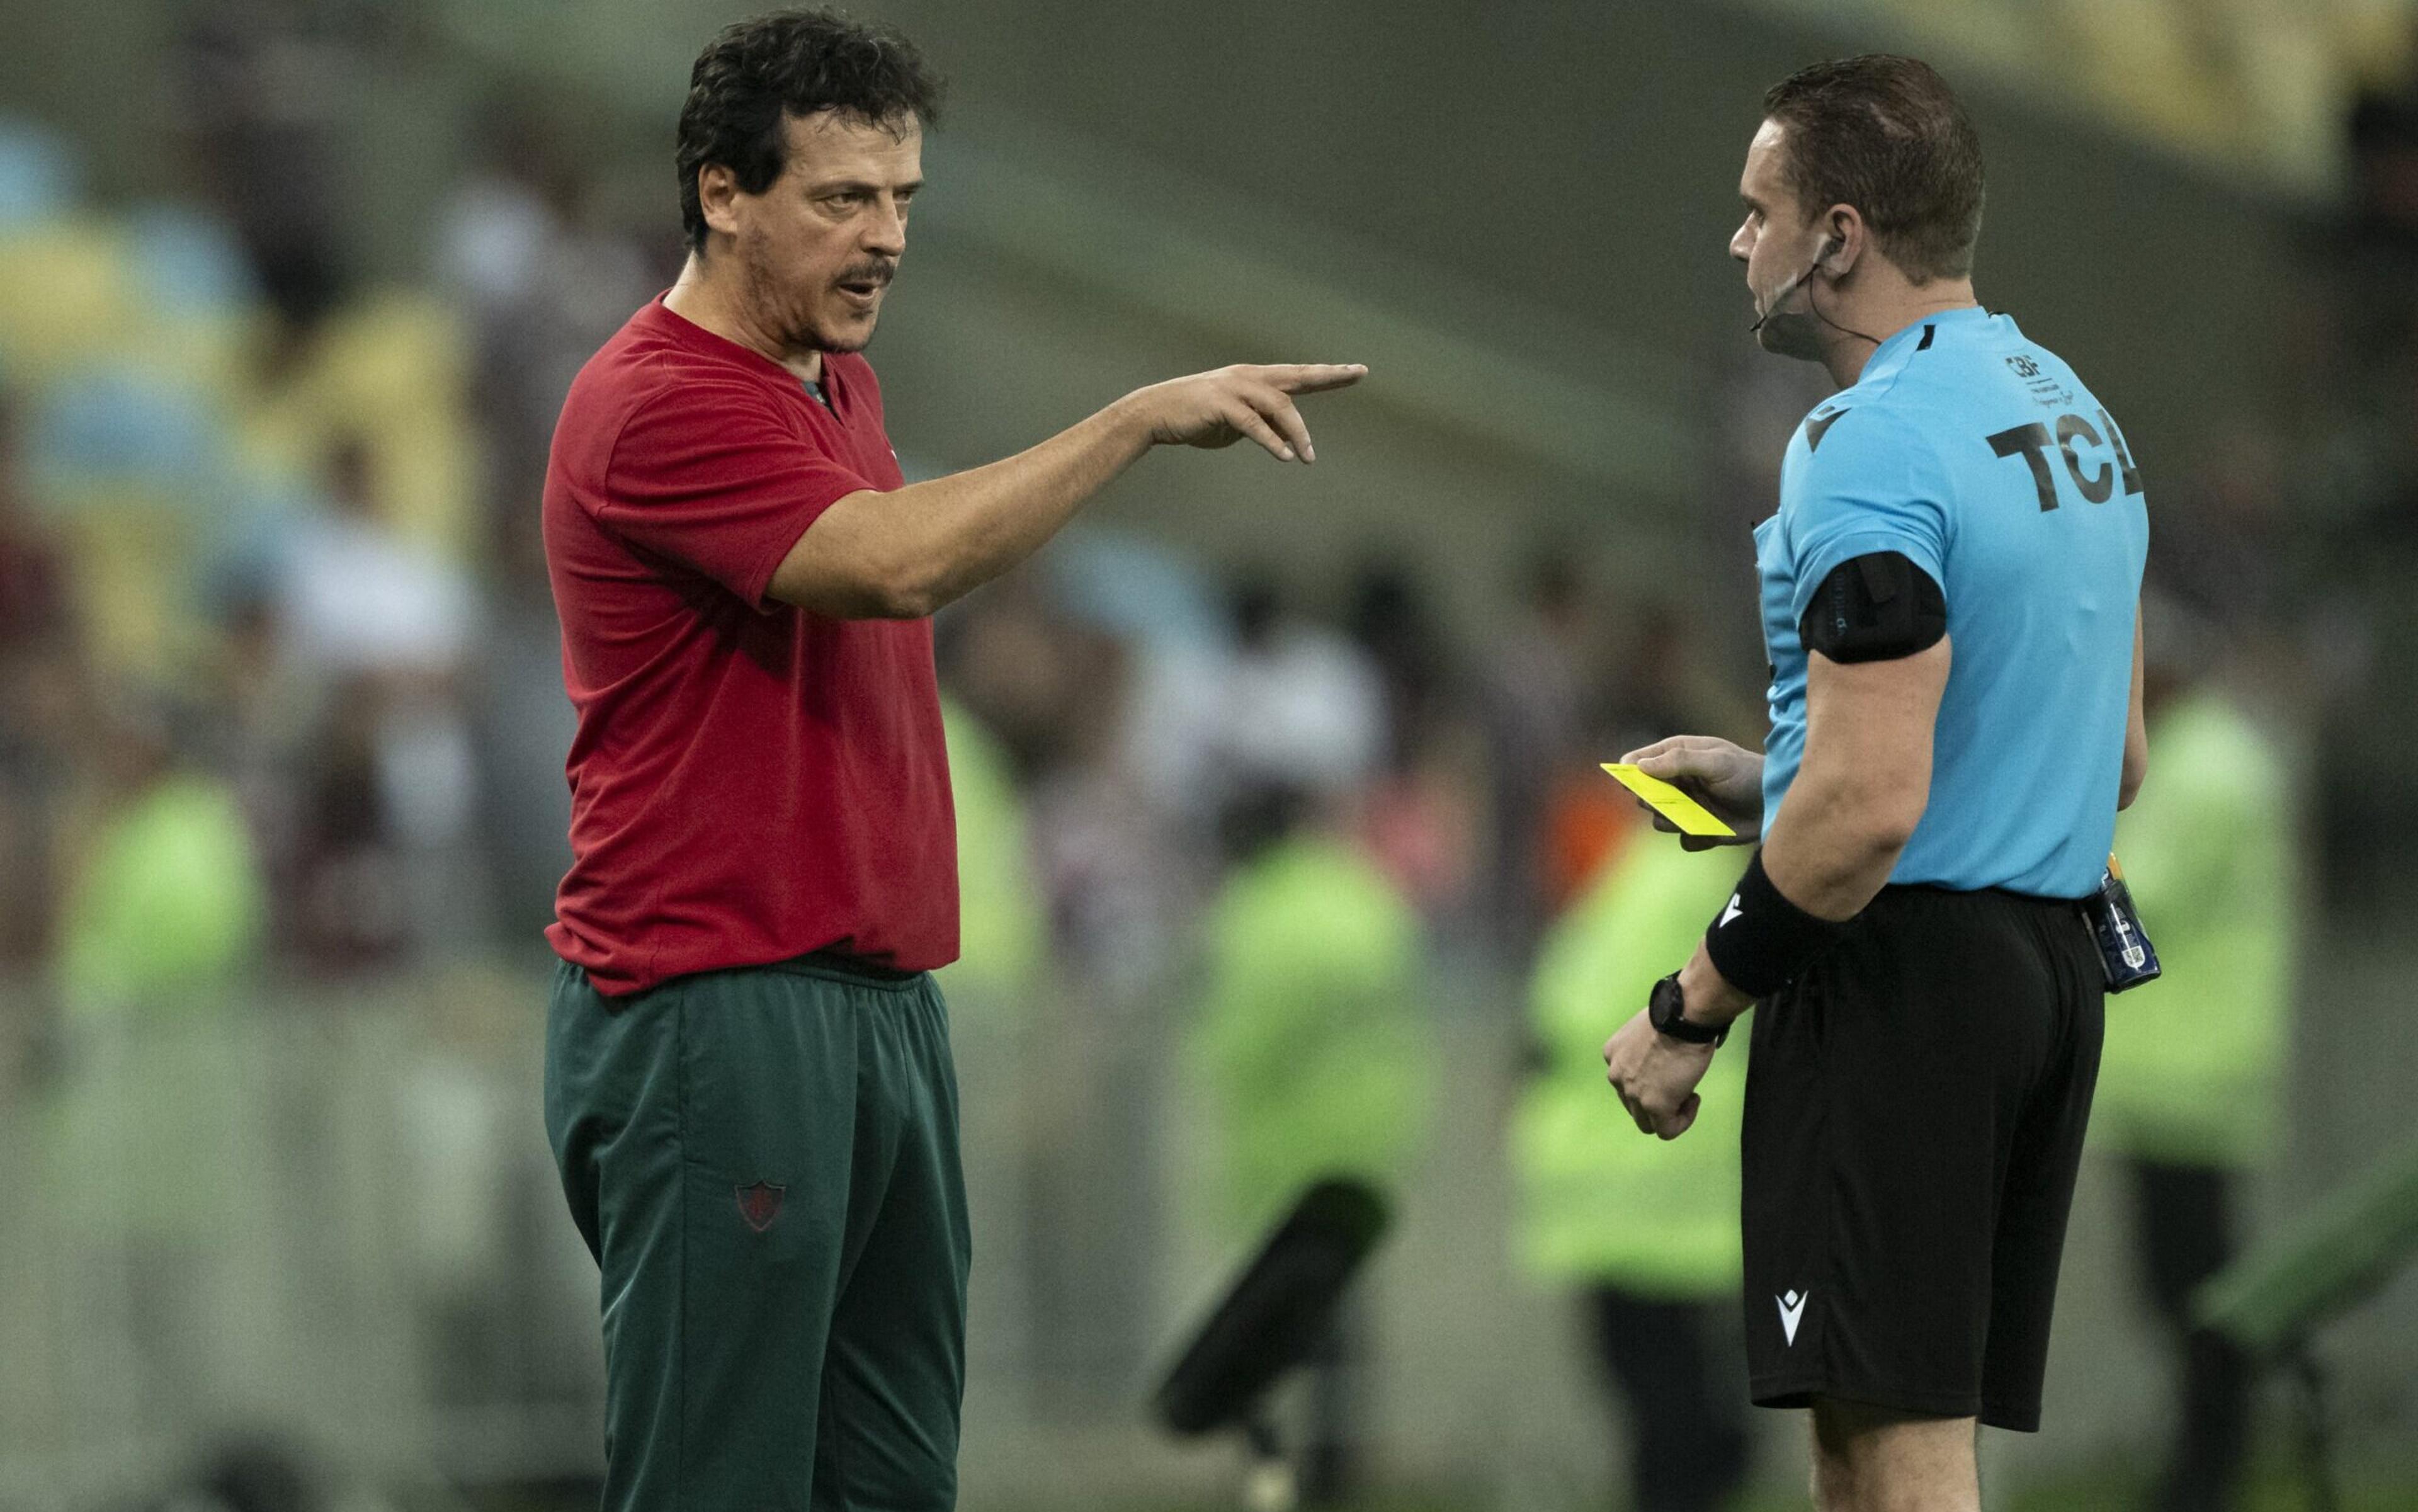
1259 363 1369 394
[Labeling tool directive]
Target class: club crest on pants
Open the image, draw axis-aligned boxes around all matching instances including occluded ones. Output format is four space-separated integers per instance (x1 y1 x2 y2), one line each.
736 1181 787 1233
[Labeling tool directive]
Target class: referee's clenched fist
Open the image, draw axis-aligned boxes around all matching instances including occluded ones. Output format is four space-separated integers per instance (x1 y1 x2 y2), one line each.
1601 1008 1716 1139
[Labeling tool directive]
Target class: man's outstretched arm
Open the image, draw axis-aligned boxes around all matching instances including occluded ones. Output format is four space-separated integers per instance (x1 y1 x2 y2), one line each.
771 363 1366 618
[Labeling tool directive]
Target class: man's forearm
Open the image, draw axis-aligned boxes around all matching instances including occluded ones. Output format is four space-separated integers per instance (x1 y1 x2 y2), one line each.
780 401 1150 618
1674 780 1917 1030
775 361 1361 618
890 399 1159 613
1759 775 1921 921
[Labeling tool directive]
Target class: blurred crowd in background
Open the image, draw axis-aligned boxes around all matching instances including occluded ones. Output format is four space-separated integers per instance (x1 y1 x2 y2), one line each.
0 3 2377 1060
3 3 2418 1510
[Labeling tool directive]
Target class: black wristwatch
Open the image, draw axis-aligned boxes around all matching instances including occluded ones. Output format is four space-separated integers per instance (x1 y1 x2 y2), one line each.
1648 972 1728 1047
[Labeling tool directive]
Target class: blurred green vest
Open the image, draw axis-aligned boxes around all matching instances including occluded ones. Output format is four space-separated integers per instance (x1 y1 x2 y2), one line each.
1513 838 1747 1300
59 771 265 1019
49 770 268 1236
1189 833 1434 1231
2097 690 2296 1168
933 698 1042 1022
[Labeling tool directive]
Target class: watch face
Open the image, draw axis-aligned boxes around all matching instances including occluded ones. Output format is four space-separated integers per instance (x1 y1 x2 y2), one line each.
1650 975 1686 1031
1651 975 1713 1042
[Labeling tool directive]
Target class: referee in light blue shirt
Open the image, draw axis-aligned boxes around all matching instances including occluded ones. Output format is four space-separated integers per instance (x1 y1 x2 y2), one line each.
1599 56 2148 1511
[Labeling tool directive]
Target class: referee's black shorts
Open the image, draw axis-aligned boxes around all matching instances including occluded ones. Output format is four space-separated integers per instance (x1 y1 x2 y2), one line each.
1740 884 2104 1431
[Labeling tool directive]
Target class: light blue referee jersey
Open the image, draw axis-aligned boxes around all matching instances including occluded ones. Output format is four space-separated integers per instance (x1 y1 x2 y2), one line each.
1756 305 2147 899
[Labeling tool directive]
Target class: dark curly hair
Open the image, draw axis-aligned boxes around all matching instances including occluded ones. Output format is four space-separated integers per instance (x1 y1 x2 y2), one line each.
1762 55 1984 283
676 9 943 253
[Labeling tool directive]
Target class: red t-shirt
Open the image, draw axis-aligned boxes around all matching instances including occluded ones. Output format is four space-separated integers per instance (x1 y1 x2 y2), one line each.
543 297 957 995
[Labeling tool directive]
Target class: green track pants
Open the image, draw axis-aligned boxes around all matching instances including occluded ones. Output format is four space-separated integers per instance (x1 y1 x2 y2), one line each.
545 955 970 1511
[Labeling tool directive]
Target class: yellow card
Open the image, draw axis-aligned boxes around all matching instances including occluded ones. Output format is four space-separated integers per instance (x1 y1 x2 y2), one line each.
1601 763 1738 838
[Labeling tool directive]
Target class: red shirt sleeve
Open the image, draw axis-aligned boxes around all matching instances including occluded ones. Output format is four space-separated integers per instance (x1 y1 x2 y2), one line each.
594 376 875 608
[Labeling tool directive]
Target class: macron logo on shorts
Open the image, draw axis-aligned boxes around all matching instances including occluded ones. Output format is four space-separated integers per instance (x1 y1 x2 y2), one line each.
1777 1289 1808 1346
1720 894 1744 929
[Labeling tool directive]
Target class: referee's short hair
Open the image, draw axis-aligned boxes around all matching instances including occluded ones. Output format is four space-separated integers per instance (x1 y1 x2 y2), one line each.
678 8 946 253
1762 55 1985 283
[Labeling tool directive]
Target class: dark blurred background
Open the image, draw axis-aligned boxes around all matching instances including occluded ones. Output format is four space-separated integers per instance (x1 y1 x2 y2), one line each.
0 2 2412 1509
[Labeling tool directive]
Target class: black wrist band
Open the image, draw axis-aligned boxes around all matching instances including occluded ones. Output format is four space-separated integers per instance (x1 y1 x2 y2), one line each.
1702 849 1847 999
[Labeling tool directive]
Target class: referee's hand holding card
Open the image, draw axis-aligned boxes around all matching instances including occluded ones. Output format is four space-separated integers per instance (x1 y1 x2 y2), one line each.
1601 736 1762 1138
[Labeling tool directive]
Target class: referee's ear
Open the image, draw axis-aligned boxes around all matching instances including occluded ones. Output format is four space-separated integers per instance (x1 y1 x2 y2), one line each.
1817 208 1865 278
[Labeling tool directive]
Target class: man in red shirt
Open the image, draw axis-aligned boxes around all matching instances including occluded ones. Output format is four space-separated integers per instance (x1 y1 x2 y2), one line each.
540 11 1363 1510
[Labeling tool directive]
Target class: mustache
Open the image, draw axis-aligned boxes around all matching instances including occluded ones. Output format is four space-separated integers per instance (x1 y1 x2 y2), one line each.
835 261 897 288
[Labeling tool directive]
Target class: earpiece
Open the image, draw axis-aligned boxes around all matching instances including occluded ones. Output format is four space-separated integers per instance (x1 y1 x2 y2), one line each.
1750 235 1845 334
1746 232 1880 345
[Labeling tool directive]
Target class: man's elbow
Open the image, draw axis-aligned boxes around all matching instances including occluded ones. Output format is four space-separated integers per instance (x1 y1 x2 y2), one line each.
1862 807 1922 858
878 560 958 619
863 571 941 620
1817 770 1924 856
770 555 945 620
2118 750 2149 811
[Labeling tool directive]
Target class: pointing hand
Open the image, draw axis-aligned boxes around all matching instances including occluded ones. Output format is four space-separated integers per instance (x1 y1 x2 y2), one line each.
1116 363 1369 463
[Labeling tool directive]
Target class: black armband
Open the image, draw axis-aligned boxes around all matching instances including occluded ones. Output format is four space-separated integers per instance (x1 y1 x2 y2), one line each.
1702 849 1848 999
1799 552 1946 664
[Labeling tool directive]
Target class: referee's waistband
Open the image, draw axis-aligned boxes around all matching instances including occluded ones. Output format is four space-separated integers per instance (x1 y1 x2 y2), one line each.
1875 881 2094 914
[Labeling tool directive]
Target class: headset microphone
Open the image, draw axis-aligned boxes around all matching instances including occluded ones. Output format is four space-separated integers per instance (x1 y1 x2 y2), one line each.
1749 236 1841 333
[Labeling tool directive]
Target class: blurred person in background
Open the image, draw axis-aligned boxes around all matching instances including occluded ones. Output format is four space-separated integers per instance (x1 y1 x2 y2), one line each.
1537 601 1767 939
1018 606 1184 1409
170 0 353 367
1478 547 1596 968
434 105 617 945
55 685 264 1027
434 92 664 569
0 385 76 1009
274 433 483 963
202 569 306 953
1601 600 1766 762
1605 57 2148 1511
2169 433 2287 611
1189 776 1435 1506
284 674 411 972
46 679 267 1421
929 677 1047 1402
1346 558 1480 927
931 681 1046 1033
276 435 479 681
1208 567 1388 819
140 1436 326 1512
2094 596 2300 1512
1514 836 1752 1512
1345 557 1454 780
0 385 72 641
536 11 1365 1506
